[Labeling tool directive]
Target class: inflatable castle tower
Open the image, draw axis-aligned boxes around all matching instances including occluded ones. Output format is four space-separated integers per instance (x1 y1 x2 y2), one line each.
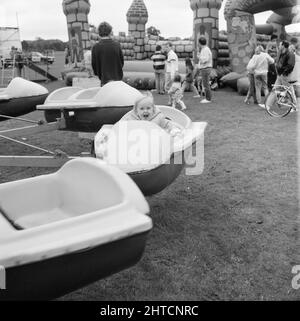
190 0 223 67
126 0 149 60
62 0 91 64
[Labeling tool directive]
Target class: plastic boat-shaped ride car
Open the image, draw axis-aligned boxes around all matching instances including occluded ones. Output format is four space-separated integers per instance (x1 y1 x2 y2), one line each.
0 158 152 301
0 77 48 121
37 81 144 132
94 106 207 195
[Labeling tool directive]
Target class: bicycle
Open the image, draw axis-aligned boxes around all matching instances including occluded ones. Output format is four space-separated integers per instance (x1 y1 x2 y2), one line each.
264 81 299 117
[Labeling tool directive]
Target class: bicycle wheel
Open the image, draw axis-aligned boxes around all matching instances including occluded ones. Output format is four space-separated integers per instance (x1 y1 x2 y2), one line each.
265 89 292 117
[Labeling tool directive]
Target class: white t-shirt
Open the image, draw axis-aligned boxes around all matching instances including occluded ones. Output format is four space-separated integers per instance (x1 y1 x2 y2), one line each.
166 49 178 76
197 46 212 69
247 52 274 75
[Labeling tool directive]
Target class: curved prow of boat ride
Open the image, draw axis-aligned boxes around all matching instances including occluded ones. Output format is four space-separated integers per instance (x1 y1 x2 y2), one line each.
94 106 207 196
0 158 152 301
37 81 144 132
0 77 48 121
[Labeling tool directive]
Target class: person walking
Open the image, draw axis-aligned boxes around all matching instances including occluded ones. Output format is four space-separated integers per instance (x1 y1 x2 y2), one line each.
151 45 166 94
92 21 124 86
168 74 187 110
197 37 213 103
164 42 178 101
247 45 274 108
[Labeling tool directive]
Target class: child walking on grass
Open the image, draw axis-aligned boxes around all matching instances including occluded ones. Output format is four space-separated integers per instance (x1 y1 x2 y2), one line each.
181 58 200 97
168 74 187 110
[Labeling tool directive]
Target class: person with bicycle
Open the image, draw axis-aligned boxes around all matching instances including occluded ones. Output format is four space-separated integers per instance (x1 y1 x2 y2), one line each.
288 42 300 109
275 40 296 109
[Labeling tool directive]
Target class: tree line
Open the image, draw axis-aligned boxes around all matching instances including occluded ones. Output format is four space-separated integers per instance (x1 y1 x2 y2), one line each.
21 38 68 52
21 31 300 53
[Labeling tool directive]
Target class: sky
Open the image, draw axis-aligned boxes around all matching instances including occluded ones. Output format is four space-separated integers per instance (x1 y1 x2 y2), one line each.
0 0 299 41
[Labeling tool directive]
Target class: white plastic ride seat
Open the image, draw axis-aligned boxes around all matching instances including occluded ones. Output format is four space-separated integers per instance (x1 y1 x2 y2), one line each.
0 158 149 230
37 81 144 111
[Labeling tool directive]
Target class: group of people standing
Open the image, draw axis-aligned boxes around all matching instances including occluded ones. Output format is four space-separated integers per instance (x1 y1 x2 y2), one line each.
151 36 214 109
89 23 214 111
151 42 187 109
245 35 300 109
75 21 300 112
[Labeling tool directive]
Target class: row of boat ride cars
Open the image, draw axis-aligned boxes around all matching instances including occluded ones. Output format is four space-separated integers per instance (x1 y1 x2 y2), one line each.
0 77 207 300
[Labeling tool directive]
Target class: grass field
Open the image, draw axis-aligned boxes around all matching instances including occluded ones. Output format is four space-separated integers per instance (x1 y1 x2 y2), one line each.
0 79 298 300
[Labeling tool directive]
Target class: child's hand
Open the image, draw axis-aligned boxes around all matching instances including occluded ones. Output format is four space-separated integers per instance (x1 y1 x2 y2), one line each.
96 143 107 159
170 127 182 137
98 133 108 144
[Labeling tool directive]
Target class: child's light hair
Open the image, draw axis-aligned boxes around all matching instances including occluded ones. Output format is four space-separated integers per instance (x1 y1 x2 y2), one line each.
255 45 264 54
133 91 154 113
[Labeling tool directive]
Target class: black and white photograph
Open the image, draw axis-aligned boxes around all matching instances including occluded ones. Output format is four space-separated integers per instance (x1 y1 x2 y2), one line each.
0 0 299 307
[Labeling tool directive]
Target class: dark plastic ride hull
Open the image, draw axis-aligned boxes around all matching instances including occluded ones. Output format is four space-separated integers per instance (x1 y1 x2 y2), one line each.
0 231 150 301
129 144 194 196
44 106 133 132
0 94 48 121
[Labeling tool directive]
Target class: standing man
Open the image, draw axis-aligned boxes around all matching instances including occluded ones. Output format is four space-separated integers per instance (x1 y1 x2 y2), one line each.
197 37 213 103
275 40 296 109
15 49 24 77
92 22 124 86
276 40 296 84
164 42 178 102
151 45 166 94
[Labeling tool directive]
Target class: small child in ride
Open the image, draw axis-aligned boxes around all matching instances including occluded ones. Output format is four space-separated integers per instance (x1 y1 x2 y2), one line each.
121 92 183 136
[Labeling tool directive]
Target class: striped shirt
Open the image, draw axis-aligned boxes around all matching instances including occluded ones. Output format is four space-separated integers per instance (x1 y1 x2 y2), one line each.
151 51 166 71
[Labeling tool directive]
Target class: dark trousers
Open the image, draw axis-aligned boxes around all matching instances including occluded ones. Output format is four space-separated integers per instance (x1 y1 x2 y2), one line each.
154 70 165 94
245 73 257 103
268 63 277 90
200 68 212 101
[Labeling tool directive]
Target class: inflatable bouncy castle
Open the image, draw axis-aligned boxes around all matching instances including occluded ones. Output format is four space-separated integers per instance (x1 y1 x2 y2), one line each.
63 0 300 93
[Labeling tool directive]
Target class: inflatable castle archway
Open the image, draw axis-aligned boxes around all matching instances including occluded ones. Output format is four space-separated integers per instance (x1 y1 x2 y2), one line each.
224 0 300 73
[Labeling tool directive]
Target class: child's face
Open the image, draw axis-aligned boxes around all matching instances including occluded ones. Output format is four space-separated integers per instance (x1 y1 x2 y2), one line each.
136 99 155 120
